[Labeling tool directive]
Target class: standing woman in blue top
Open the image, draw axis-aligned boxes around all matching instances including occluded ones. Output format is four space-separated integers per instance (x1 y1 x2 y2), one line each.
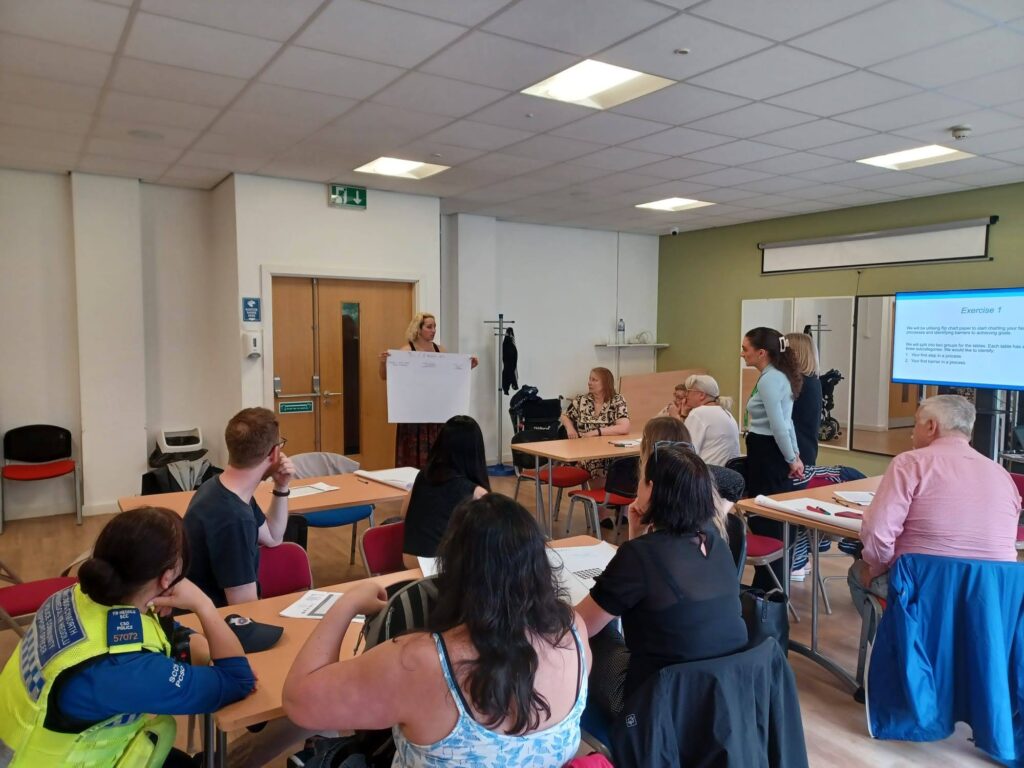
742 327 805 589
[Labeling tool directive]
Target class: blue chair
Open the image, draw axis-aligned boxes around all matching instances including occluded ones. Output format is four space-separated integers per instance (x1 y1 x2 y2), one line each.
291 452 374 565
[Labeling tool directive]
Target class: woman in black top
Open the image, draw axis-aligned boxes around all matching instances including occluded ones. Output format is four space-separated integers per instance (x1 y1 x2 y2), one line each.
402 415 490 567
786 332 822 466
576 443 747 720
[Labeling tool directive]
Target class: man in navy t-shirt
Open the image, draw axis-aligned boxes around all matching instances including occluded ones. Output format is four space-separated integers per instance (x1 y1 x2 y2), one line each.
185 407 294 607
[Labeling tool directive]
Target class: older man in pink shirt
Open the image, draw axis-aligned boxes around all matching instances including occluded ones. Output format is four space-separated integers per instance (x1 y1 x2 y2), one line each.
849 395 1021 615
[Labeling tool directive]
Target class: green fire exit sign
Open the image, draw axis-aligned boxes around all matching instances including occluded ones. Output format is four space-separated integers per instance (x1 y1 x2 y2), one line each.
328 184 367 210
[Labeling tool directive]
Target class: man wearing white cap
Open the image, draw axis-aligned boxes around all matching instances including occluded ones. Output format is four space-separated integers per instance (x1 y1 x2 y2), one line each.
682 374 741 466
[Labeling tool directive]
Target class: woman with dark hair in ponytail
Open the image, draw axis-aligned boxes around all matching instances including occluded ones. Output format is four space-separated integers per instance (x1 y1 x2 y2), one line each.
742 327 805 589
0 507 255 767
284 494 591 767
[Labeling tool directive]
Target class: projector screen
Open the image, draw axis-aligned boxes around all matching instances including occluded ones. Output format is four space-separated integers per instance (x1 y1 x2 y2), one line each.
892 287 1024 390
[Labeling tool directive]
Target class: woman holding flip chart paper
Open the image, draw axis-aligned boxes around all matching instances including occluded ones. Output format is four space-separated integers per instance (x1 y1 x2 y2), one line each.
379 312 478 469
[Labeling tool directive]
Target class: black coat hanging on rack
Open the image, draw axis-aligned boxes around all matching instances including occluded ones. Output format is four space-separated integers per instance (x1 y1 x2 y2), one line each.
502 327 518 394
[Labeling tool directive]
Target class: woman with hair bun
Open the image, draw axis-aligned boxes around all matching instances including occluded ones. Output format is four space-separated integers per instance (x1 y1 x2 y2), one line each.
0 507 255 767
742 327 805 589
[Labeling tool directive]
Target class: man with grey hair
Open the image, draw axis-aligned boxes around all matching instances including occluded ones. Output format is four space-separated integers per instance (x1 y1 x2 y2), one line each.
849 395 1021 617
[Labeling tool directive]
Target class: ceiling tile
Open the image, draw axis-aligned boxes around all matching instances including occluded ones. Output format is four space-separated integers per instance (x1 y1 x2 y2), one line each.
627 180 715 201
316 102 452 150
785 182 860 199
881 178 971 197
689 0 883 41
947 165 1024 185
0 145 78 173
111 58 247 107
820 189 902 206
205 112 322 148
684 167 773 186
908 155 1012 178
0 102 93 134
369 0 513 26
0 124 84 153
755 119 875 150
141 0 322 41
622 126 733 154
0 72 100 113
613 83 749 125
551 113 669 144
522 162 613 184
482 0 673 56
812 133 922 160
562 171 661 195
471 94 593 132
684 139 792 165
791 162 889 183
741 152 841 174
391 139 485 166
85 136 183 163
835 92 975 131
0 33 112 87
871 27 1024 89
769 199 835 213
892 109 1023 144
631 156 725 179
425 120 534 151
233 83 357 122
79 153 169 180
159 165 230 189
124 13 281 78
0 0 128 52
999 99 1024 118
372 73 506 118
599 14 772 80
179 149 270 173
940 66 1024 108
193 131 299 156
688 46 854 100
501 134 605 161
257 145 346 181
953 125 1024 154
789 0 990 67
950 0 1024 23
729 193 801 209
684 103 816 138
733 176 816 194
298 0 467 68
102 91 219 131
467 175 566 203
421 32 577 90
839 171 923 190
572 146 670 171
261 46 405 100
91 118 200 148
458 152 550 175
989 147 1024 164
767 71 921 117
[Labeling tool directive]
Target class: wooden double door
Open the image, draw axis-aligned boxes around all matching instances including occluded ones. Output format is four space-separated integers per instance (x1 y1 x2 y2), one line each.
272 276 413 470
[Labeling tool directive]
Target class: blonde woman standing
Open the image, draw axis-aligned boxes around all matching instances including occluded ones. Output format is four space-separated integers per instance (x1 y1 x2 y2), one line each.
379 312 477 469
784 332 823 466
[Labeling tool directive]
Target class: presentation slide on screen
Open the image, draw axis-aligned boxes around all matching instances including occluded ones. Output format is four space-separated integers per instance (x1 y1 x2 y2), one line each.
892 288 1024 390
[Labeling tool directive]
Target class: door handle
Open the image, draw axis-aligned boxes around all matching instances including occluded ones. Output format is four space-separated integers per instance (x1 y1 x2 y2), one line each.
321 390 343 399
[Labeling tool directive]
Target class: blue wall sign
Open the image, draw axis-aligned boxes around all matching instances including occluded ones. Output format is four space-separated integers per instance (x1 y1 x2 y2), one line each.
242 297 261 323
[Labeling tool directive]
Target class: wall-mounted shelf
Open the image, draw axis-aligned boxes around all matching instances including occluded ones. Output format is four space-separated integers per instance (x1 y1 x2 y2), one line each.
595 343 669 349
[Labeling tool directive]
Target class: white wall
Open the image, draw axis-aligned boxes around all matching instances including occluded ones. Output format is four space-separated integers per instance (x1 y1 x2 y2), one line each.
853 296 894 430
231 174 441 409
0 170 81 521
71 173 148 514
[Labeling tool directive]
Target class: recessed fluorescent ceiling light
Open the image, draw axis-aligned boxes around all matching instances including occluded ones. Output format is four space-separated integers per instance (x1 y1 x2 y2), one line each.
522 59 674 109
856 144 974 171
353 156 449 179
636 197 714 212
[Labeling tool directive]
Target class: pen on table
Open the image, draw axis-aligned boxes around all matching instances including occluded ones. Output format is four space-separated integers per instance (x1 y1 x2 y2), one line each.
806 505 830 515
356 477 369 484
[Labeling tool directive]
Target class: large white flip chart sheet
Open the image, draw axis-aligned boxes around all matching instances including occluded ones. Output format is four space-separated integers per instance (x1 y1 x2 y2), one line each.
386 350 472 424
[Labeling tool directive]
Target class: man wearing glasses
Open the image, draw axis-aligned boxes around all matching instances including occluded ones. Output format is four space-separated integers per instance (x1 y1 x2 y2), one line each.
183 407 295 607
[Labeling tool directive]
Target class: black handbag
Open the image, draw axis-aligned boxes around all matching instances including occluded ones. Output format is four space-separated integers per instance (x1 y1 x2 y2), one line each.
741 588 790 655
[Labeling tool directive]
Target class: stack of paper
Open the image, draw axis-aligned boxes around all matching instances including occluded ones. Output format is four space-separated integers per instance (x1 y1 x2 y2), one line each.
354 467 419 491
547 542 618 605
753 496 863 532
289 482 339 498
280 590 365 622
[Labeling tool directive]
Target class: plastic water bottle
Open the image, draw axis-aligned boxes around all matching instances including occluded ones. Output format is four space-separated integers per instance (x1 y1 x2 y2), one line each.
616 318 626 345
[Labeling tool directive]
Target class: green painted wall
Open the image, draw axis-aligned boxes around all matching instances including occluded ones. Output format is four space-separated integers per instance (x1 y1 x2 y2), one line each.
657 181 1024 477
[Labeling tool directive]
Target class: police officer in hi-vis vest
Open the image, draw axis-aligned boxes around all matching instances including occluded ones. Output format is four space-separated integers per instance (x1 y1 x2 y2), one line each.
0 506 256 767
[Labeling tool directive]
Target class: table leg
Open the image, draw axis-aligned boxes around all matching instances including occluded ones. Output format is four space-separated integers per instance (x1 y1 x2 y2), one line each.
810 528 820 652
782 521 791 595
216 728 228 768
547 461 556 539
203 715 215 768
533 455 545 536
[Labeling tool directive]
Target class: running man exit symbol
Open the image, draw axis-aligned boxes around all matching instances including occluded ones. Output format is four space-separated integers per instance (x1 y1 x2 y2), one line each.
328 184 367 210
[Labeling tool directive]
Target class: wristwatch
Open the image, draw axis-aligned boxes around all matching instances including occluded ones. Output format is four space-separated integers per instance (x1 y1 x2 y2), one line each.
272 487 290 497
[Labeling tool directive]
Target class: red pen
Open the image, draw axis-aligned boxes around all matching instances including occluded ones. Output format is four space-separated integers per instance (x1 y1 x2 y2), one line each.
806 505 830 515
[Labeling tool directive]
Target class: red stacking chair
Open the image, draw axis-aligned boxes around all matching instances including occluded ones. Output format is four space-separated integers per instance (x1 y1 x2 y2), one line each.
511 430 590 524
0 556 81 635
258 542 313 598
2 425 82 534
564 458 638 540
360 519 407 576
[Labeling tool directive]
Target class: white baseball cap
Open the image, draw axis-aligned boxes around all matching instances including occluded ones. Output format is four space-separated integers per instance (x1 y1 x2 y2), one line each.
684 374 720 399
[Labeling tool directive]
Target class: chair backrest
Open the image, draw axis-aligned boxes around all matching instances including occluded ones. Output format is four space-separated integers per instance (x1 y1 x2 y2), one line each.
726 512 747 577
360 520 406 576
605 457 639 498
1010 472 1024 506
291 452 360 480
3 425 72 463
723 456 746 486
521 398 562 431
258 542 312 598
709 465 745 502
805 475 834 489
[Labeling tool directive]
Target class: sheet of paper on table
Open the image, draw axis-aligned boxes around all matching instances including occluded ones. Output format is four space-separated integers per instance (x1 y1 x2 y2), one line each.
753 495 863 532
280 590 365 622
288 482 339 498
833 490 874 505
354 467 419 491
386 350 471 424
547 542 618 604
610 439 641 447
417 557 438 578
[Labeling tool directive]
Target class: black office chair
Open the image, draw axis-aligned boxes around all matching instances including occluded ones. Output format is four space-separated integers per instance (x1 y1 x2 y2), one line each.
726 512 747 579
710 465 745 503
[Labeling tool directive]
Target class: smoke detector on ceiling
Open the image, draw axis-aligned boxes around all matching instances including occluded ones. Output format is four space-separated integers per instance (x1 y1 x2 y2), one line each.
950 125 972 141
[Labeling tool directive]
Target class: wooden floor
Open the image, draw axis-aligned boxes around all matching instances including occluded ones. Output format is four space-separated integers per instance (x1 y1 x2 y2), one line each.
851 426 914 456
0 479 998 767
